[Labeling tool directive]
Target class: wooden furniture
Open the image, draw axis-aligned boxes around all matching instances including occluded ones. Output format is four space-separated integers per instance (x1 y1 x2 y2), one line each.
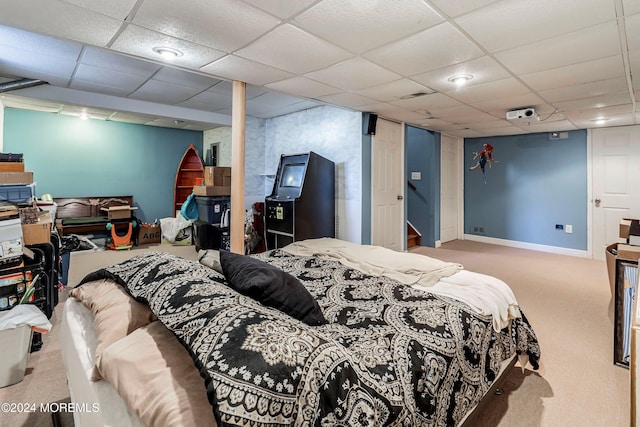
174 145 204 215
54 196 133 236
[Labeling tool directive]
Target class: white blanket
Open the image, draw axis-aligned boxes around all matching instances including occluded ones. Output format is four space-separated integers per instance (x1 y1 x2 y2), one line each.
282 238 520 331
282 238 463 287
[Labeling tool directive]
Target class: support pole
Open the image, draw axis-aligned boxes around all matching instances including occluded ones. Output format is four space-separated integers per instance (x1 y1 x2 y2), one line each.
230 81 246 254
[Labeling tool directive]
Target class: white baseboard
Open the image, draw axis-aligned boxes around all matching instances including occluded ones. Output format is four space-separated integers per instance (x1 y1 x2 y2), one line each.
463 234 590 258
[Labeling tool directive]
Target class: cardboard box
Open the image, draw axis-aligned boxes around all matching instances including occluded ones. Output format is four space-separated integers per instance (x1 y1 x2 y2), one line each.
621 219 632 239
0 172 33 184
618 244 640 262
21 211 52 245
204 167 231 187
101 205 137 220
193 185 231 196
138 224 161 245
0 163 25 173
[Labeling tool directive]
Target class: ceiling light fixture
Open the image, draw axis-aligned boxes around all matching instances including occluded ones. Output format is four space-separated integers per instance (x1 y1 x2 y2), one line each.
79 111 88 120
592 117 607 125
448 74 473 86
152 47 183 60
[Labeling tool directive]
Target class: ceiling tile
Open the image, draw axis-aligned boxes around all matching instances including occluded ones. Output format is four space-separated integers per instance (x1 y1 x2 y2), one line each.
236 24 352 74
494 22 621 75
80 46 162 77
430 104 496 123
317 92 378 108
294 0 443 53
132 0 280 52
265 77 341 99
625 13 640 52
365 22 484 76
62 0 137 21
305 57 402 91
456 0 616 53
624 0 640 15
0 44 78 80
553 93 633 111
354 79 435 102
72 63 150 92
410 55 511 92
390 92 461 110
537 77 629 103
130 79 205 104
0 24 83 60
200 55 294 86
444 77 530 104
425 0 501 18
111 25 227 69
179 90 231 112
241 0 318 19
519 55 625 91
467 93 546 116
0 0 123 47
69 79 134 97
152 67 222 91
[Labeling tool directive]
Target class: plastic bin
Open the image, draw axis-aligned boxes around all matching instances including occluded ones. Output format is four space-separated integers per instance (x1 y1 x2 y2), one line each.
195 196 230 225
0 184 35 204
0 320 32 387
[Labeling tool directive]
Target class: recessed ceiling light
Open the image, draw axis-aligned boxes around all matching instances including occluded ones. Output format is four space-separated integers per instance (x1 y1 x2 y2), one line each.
152 47 183 60
448 74 473 86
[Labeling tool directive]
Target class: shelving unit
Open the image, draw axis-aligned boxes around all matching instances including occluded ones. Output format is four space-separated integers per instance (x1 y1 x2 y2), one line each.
173 144 204 215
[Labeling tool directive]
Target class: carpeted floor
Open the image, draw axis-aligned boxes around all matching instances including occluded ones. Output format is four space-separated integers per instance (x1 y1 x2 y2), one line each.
0 240 630 426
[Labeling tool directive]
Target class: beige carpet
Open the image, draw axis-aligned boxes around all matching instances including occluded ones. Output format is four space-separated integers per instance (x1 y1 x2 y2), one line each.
0 240 630 426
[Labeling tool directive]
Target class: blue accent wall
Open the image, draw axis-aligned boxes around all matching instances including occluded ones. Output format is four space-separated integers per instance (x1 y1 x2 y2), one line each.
464 130 587 250
405 125 440 247
3 108 203 222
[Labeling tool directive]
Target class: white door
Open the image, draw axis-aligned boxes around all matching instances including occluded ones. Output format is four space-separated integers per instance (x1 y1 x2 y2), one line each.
440 134 460 243
592 126 640 260
371 118 404 251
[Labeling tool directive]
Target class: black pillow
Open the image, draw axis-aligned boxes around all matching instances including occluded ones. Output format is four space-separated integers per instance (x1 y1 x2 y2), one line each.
219 251 327 326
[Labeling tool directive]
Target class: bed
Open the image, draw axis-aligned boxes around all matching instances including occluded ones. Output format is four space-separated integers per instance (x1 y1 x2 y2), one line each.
60 238 540 427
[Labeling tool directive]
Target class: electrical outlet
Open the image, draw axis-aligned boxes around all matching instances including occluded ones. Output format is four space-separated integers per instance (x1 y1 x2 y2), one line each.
566 224 572 234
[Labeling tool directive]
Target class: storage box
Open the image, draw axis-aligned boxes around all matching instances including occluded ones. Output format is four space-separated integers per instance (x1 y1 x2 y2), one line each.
0 172 33 185
100 205 137 220
0 184 35 204
21 211 52 245
204 167 231 187
161 226 192 246
0 218 23 261
618 244 640 262
0 321 32 388
193 185 231 196
0 163 25 173
138 224 161 245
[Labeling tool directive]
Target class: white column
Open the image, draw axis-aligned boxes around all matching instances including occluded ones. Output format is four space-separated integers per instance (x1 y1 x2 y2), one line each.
230 81 246 254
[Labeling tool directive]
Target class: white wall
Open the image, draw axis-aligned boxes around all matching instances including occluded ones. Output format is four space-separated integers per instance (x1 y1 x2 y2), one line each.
264 106 362 243
204 105 362 243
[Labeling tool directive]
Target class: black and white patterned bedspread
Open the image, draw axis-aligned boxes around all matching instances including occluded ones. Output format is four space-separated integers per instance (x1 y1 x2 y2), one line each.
81 250 540 427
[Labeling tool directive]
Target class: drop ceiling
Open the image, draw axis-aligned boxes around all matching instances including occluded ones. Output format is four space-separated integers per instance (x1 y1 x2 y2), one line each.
0 0 638 137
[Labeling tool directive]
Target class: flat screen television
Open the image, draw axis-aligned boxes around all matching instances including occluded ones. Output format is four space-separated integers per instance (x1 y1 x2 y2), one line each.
279 163 305 188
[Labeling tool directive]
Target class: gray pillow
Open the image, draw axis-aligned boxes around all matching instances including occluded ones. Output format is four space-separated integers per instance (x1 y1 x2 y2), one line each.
198 249 222 273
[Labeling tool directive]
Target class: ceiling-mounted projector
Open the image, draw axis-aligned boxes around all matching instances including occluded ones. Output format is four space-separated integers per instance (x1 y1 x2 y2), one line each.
506 107 539 122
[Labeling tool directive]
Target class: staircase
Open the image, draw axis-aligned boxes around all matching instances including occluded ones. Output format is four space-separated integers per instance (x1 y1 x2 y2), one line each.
407 222 421 248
